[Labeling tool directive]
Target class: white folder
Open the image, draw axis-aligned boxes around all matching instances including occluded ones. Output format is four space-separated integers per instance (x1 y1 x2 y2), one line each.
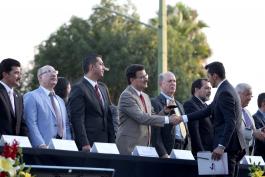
197 151 228 175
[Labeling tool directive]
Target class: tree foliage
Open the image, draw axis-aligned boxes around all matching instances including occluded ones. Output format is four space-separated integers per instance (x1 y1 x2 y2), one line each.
27 0 211 103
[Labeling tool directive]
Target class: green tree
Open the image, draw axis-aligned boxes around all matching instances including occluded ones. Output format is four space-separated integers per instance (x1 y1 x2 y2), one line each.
27 0 211 103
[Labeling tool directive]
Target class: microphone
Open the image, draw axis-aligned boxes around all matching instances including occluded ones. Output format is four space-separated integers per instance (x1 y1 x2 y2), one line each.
104 67 110 71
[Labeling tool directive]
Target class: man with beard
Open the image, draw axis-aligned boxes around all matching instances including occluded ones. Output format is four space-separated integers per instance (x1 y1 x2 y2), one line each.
183 78 213 157
68 54 115 151
176 62 245 177
24 65 72 148
0 58 28 136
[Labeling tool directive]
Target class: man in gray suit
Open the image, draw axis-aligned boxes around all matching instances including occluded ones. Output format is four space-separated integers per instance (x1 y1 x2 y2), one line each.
116 64 178 155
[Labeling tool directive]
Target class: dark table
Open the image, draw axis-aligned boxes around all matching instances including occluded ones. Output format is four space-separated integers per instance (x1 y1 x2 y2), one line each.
15 148 250 177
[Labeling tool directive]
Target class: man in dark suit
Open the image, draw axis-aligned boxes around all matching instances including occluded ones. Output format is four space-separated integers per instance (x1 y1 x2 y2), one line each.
178 62 245 177
253 93 265 160
0 58 28 136
151 71 187 158
68 54 115 151
183 78 213 157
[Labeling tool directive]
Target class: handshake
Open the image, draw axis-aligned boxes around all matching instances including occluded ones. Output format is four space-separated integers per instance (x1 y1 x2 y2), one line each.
169 114 182 125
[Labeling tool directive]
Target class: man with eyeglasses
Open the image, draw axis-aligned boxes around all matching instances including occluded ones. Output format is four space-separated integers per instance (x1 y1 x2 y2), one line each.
68 54 115 151
235 83 265 155
116 64 179 155
0 58 28 136
24 65 72 148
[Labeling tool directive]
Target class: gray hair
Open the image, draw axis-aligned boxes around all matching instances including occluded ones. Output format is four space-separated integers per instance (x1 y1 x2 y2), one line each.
37 65 54 77
158 71 175 84
235 83 252 94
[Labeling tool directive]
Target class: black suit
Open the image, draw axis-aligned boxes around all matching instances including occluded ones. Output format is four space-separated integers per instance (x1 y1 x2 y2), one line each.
0 83 28 136
187 80 245 177
183 96 213 156
151 94 186 157
253 110 265 160
68 78 115 150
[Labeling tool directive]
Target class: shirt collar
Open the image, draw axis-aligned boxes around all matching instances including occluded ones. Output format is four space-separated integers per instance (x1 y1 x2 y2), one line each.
161 92 174 101
216 79 226 89
40 86 53 96
0 80 13 94
84 76 97 87
130 85 142 96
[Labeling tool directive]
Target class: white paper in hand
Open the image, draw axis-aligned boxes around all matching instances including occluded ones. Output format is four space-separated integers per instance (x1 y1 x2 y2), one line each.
197 151 228 175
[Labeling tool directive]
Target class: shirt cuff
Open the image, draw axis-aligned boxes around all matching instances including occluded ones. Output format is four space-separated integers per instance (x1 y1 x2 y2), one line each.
165 116 169 124
182 115 188 123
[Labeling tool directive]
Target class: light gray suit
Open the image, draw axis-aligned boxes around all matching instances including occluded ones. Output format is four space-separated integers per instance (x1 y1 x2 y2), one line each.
24 87 71 147
116 85 166 155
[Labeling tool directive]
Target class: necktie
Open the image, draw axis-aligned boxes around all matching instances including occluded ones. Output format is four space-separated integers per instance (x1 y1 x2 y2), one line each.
95 84 103 107
139 94 147 113
179 122 187 139
140 94 150 146
8 90 15 113
49 92 64 138
242 108 252 128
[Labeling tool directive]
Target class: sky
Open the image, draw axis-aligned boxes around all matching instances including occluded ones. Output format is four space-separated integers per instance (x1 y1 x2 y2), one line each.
1 0 265 113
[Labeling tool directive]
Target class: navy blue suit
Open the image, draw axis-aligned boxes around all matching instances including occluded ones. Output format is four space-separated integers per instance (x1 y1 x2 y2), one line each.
183 96 213 156
187 80 245 177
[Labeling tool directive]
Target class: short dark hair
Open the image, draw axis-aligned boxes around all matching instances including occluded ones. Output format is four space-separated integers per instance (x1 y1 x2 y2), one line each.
0 58 21 80
82 54 102 74
125 64 145 85
54 77 70 100
191 78 208 95
257 93 265 108
205 61 226 79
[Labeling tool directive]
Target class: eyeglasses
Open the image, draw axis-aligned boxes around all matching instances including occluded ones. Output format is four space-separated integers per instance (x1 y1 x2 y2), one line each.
39 69 58 76
136 74 148 80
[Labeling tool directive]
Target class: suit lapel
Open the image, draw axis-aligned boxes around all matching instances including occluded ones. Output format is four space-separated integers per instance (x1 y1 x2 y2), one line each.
127 86 146 113
38 88 57 119
82 79 104 114
0 83 15 117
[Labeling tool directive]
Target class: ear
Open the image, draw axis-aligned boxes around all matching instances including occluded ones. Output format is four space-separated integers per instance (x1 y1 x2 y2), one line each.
130 77 134 84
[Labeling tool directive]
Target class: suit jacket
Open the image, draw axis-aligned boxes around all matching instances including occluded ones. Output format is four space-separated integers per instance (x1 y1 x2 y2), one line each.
253 110 265 159
151 93 185 157
116 85 166 155
187 80 245 154
0 83 27 136
24 87 71 147
68 78 115 150
240 108 256 155
183 96 213 156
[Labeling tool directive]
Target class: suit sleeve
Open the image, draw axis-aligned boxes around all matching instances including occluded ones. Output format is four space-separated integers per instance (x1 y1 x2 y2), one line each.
217 91 237 148
183 101 204 152
151 99 168 157
119 91 165 126
68 85 89 148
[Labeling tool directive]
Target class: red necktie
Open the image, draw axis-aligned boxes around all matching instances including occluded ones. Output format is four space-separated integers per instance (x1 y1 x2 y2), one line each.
95 84 103 107
140 94 147 113
140 94 150 146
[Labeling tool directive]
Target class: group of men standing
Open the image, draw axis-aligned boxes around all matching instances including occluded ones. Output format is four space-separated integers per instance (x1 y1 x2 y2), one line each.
1 55 265 177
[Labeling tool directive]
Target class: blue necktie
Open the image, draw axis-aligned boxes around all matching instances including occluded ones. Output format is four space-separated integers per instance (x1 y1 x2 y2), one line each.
242 109 252 128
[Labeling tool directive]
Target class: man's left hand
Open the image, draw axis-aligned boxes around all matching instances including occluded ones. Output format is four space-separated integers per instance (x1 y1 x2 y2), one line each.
212 146 224 161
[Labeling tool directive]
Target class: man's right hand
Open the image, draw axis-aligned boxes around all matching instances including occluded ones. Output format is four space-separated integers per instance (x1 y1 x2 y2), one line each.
169 114 182 125
82 144 91 152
